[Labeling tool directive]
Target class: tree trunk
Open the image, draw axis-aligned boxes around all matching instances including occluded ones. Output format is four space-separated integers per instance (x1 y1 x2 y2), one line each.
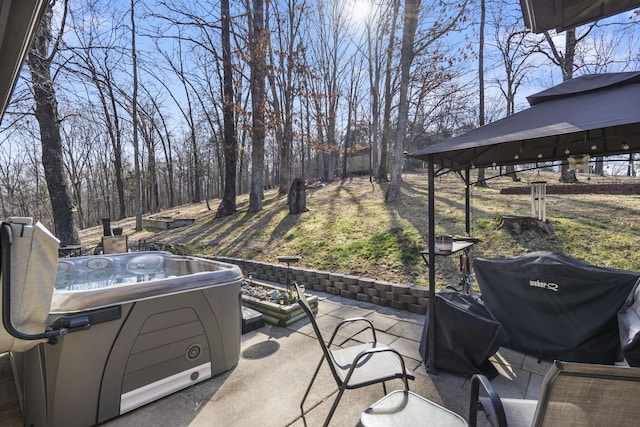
249 0 265 213
288 178 308 214
386 0 420 202
593 156 604 176
378 0 400 183
366 18 381 178
506 165 520 181
560 162 578 182
476 0 488 187
216 0 237 218
27 5 79 245
131 0 142 231
559 29 577 183
106 82 127 220
342 81 356 179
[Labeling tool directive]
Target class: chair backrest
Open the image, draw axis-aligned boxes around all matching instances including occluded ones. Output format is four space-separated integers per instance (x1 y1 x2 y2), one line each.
533 360 640 426
295 284 341 383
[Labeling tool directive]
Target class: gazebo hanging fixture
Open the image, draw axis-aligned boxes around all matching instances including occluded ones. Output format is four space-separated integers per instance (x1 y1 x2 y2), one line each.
567 154 590 170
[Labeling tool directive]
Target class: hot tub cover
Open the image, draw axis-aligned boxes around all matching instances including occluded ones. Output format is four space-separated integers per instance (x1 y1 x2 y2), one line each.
475 251 640 364
0 218 59 352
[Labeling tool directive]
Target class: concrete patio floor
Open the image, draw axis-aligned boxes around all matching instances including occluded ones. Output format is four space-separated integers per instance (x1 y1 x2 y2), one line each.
1 289 550 426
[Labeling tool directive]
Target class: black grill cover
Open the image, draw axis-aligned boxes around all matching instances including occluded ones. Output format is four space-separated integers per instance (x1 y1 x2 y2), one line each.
475 251 640 364
419 288 503 378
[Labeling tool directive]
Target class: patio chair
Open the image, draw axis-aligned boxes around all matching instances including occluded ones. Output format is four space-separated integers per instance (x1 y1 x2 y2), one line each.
468 360 640 427
296 284 415 427
358 390 468 426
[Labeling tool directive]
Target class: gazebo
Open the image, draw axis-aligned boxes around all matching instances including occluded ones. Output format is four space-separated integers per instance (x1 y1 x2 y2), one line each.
409 72 640 373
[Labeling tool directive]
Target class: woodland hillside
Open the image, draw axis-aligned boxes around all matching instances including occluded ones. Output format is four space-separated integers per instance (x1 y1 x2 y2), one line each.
3 1 639 246
79 170 640 288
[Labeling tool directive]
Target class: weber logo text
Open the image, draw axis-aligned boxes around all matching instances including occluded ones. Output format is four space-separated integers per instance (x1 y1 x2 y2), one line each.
529 279 558 292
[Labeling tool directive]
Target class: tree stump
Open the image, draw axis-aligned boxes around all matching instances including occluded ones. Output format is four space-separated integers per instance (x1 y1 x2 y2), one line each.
497 215 554 235
288 178 308 214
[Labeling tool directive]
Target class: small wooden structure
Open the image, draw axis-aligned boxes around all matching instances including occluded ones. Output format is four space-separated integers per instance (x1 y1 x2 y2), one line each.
346 147 371 175
102 235 128 254
142 216 195 230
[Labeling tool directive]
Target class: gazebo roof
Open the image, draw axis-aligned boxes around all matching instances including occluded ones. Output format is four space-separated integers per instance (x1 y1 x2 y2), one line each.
409 72 640 172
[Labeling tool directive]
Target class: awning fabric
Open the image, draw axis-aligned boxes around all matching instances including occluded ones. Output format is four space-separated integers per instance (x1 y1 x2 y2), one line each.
0 0 48 122
520 0 640 33
409 72 640 172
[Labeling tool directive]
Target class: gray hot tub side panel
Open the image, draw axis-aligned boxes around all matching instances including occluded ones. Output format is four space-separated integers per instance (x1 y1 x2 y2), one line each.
98 283 242 423
15 304 133 427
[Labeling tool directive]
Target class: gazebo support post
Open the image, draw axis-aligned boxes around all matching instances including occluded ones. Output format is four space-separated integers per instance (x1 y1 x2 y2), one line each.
465 167 471 235
427 155 437 374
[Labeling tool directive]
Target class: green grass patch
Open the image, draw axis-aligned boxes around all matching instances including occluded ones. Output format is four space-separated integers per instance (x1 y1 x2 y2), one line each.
79 171 640 287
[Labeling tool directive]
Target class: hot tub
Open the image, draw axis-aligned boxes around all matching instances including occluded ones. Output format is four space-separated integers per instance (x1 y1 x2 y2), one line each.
9 250 243 427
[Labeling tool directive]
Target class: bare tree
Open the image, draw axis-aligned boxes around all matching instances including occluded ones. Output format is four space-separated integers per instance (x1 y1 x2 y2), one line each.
248 0 266 212
131 0 142 231
360 0 398 182
216 0 237 217
491 5 541 181
60 113 94 228
27 1 80 244
379 0 401 183
476 0 487 186
307 0 352 183
66 1 129 220
538 25 595 182
386 0 469 200
154 35 203 203
0 148 27 218
137 108 160 213
386 0 421 202
342 58 364 179
575 21 640 176
265 0 306 193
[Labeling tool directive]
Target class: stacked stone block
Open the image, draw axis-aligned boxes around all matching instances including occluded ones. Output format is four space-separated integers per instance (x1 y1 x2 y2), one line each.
212 256 428 314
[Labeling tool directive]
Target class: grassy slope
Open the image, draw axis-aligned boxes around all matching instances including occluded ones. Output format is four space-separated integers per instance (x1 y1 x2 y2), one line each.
79 170 640 290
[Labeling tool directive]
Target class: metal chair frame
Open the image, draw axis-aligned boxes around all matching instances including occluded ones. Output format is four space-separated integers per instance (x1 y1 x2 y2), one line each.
295 283 414 426
469 360 640 427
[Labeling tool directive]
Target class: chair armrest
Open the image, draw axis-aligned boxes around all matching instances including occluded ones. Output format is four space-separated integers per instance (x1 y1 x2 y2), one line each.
469 374 507 427
328 317 378 346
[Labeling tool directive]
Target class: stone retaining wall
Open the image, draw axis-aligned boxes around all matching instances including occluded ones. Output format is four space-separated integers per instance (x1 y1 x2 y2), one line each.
500 183 640 195
213 256 428 314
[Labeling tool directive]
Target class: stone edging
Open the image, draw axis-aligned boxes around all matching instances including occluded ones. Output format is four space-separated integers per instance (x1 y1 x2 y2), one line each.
212 256 428 314
500 183 640 195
